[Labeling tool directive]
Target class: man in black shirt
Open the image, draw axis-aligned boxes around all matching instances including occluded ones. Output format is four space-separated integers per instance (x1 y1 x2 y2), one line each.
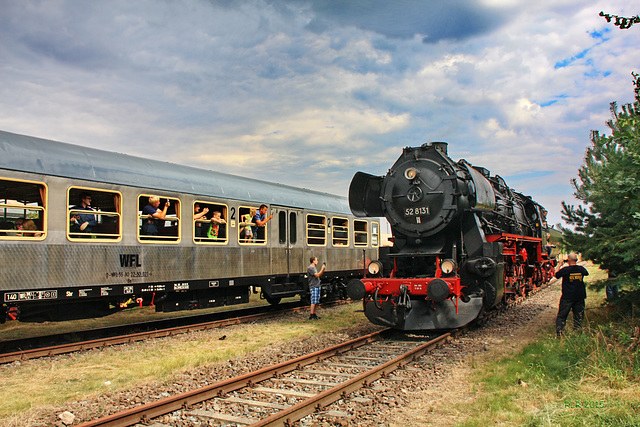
555 253 589 336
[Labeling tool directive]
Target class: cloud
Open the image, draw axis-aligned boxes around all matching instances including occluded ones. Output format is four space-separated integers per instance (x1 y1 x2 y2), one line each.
177 106 410 193
0 0 639 227
295 0 510 43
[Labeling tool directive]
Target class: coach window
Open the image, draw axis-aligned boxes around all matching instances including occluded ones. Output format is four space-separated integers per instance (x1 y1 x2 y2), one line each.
306 214 326 246
0 177 46 240
194 201 228 244
239 206 265 245
289 212 297 244
371 221 380 247
354 220 369 247
67 187 121 241
332 217 349 247
278 211 286 244
138 195 181 243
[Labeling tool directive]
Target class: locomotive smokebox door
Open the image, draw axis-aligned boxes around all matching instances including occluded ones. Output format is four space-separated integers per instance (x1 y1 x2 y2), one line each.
381 144 458 237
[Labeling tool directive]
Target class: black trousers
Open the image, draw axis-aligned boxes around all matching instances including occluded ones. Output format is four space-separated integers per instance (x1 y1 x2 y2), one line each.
556 297 585 335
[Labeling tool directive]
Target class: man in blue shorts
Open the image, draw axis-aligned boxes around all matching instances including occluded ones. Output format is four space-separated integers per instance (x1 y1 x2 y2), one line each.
307 257 326 320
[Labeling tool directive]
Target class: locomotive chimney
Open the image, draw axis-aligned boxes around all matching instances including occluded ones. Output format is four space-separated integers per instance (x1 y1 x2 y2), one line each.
425 141 448 155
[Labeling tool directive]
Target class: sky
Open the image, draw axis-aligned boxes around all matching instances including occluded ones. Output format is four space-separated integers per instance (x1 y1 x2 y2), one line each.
1 0 639 229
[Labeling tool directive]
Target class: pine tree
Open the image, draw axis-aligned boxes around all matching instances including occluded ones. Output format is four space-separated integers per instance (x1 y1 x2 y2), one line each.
599 11 640 30
561 74 640 290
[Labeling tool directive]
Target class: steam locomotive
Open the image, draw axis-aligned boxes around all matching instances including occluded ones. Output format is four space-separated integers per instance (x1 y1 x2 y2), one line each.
346 142 556 331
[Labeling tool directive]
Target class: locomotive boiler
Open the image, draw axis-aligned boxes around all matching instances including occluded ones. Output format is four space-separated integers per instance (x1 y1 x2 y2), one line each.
346 142 554 330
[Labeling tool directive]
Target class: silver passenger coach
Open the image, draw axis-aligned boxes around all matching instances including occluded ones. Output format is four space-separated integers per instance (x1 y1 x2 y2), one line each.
0 130 379 321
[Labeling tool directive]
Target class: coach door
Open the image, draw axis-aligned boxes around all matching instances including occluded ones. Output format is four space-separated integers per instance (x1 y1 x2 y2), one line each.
274 207 301 277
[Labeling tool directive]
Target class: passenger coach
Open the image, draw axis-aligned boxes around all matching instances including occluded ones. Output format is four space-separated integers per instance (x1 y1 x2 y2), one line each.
0 130 379 321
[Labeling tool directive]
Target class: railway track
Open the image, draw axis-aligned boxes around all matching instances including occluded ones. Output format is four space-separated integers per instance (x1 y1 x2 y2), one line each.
0 300 333 365
76 328 450 427
75 283 557 427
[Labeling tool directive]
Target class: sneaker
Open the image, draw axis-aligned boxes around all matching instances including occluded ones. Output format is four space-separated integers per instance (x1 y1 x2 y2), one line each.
309 314 321 320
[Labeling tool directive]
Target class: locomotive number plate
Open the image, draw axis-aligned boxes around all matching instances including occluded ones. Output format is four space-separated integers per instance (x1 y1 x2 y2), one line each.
404 207 429 216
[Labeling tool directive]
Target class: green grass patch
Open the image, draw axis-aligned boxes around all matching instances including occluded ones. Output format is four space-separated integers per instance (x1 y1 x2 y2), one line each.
458 265 640 427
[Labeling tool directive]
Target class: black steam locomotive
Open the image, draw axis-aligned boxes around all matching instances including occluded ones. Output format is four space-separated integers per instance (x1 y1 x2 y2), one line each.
346 142 556 330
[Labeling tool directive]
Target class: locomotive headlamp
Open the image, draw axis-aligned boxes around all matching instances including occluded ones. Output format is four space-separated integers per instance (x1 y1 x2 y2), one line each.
440 259 457 276
404 167 418 180
368 260 383 276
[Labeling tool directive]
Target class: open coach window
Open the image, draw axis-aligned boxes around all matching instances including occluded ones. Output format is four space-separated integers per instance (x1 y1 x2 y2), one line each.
67 187 121 241
137 195 180 243
332 217 349 247
238 206 266 245
0 177 46 240
306 214 327 246
354 219 369 247
194 201 228 244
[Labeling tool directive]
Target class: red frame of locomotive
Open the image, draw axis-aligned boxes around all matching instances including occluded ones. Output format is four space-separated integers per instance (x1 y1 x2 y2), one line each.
360 233 555 313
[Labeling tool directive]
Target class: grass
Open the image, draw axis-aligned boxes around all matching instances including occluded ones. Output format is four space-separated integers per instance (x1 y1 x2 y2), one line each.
457 264 640 427
0 301 373 418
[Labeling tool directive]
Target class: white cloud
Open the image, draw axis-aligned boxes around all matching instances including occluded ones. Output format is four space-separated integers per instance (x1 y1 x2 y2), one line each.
0 0 638 226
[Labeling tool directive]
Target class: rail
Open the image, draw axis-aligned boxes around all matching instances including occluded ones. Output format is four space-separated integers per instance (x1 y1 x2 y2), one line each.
76 329 454 427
